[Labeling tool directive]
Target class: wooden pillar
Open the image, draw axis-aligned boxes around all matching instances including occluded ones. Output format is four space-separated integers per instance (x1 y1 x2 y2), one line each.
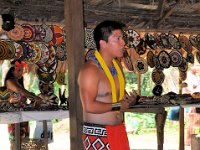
179 78 184 150
64 0 84 150
15 123 21 150
155 109 167 150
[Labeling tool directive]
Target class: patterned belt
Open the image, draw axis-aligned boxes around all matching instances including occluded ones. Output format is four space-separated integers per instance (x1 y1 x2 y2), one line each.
83 122 107 137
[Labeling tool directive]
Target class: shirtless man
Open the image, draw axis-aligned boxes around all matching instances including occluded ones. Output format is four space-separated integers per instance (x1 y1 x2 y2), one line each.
78 20 138 150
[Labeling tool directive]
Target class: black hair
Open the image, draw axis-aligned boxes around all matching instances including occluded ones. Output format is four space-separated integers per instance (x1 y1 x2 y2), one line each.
93 20 126 50
4 60 24 87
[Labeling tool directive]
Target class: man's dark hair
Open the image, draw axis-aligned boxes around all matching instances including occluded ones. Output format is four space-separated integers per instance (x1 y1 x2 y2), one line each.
93 20 126 50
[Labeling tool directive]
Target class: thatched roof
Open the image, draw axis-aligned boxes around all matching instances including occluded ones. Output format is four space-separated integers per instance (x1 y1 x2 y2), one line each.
1 0 200 32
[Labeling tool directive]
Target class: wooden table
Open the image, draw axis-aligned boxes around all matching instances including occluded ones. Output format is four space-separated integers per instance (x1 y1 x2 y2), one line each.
0 110 69 150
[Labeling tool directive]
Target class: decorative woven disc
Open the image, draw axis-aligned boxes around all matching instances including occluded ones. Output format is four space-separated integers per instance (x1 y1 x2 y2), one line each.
144 33 156 50
135 39 147 55
147 50 155 68
168 32 181 49
42 24 53 43
179 33 192 53
7 24 24 41
179 70 187 81
55 43 67 61
135 57 148 74
158 50 171 68
186 52 194 64
126 29 141 48
37 43 49 64
196 51 200 64
152 84 163 96
21 24 35 42
152 69 165 85
169 49 183 67
49 25 64 46
178 57 188 72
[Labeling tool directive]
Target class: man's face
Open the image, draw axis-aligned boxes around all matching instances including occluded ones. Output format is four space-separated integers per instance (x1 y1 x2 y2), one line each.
106 29 125 58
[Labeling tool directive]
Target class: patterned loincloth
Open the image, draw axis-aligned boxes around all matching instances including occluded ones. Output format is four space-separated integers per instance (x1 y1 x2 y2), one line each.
82 122 130 150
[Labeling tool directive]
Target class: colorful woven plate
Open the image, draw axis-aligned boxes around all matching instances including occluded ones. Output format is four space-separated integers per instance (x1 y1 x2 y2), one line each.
126 29 141 48
144 33 156 50
186 52 194 64
49 25 64 46
37 43 49 64
152 84 163 96
85 28 96 49
55 42 67 61
196 51 200 64
34 25 46 42
178 57 188 72
152 69 165 85
135 39 147 55
158 50 171 68
7 24 24 41
147 50 155 68
168 32 181 49
21 24 35 42
169 49 183 67
39 81 54 94
160 33 171 49
135 57 148 74
42 24 53 43
26 42 41 64
179 33 192 53
153 54 163 71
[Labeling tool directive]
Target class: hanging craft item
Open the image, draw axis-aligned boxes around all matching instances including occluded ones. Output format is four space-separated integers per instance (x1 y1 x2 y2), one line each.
37 43 49 64
147 50 155 68
85 48 96 61
21 24 35 42
179 70 187 81
126 29 140 48
153 54 163 71
26 42 41 64
178 57 188 72
144 33 156 50
42 24 53 43
6 41 16 59
179 33 192 53
135 39 147 55
160 33 172 49
122 50 134 72
0 40 9 60
189 35 200 50
39 81 54 95
154 33 164 49
186 52 194 64
152 69 165 85
0 86 10 100
135 57 148 74
152 84 163 96
36 69 57 84
158 50 171 69
49 25 64 46
7 24 24 41
85 28 96 49
168 32 181 49
55 42 67 61
169 49 183 67
34 24 46 41
13 42 23 60
56 71 66 85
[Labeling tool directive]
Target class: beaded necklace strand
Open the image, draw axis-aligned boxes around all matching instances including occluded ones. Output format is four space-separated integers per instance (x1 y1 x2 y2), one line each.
94 51 125 103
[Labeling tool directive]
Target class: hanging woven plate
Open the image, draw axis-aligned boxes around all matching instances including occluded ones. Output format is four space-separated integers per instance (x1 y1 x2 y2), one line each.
154 33 164 49
123 50 134 72
42 24 53 43
37 58 58 73
158 50 171 68
147 50 155 68
144 33 156 50
152 69 165 85
37 43 49 64
56 71 66 85
168 32 181 49
0 86 10 100
126 29 141 48
21 24 35 42
0 40 9 60
26 42 41 64
135 57 148 74
55 42 67 61
135 39 147 55
49 25 64 46
160 33 172 49
189 35 200 50
6 41 16 59
13 42 24 60
169 49 183 67
178 57 188 72
179 70 187 81
152 84 163 96
7 24 24 41
179 33 192 53
85 49 96 61
186 52 194 64
196 34 200 51
34 25 46 42
153 54 163 71
85 28 96 49
36 69 57 84
39 81 54 94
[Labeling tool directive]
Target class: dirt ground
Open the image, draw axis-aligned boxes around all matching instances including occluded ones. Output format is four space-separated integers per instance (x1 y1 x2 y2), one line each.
0 119 191 150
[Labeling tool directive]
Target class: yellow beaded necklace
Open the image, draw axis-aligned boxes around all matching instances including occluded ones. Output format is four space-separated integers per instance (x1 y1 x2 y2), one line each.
94 50 125 103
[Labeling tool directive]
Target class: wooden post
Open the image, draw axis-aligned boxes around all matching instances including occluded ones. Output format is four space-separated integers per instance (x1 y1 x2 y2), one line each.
64 0 84 150
43 120 48 150
15 123 21 150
